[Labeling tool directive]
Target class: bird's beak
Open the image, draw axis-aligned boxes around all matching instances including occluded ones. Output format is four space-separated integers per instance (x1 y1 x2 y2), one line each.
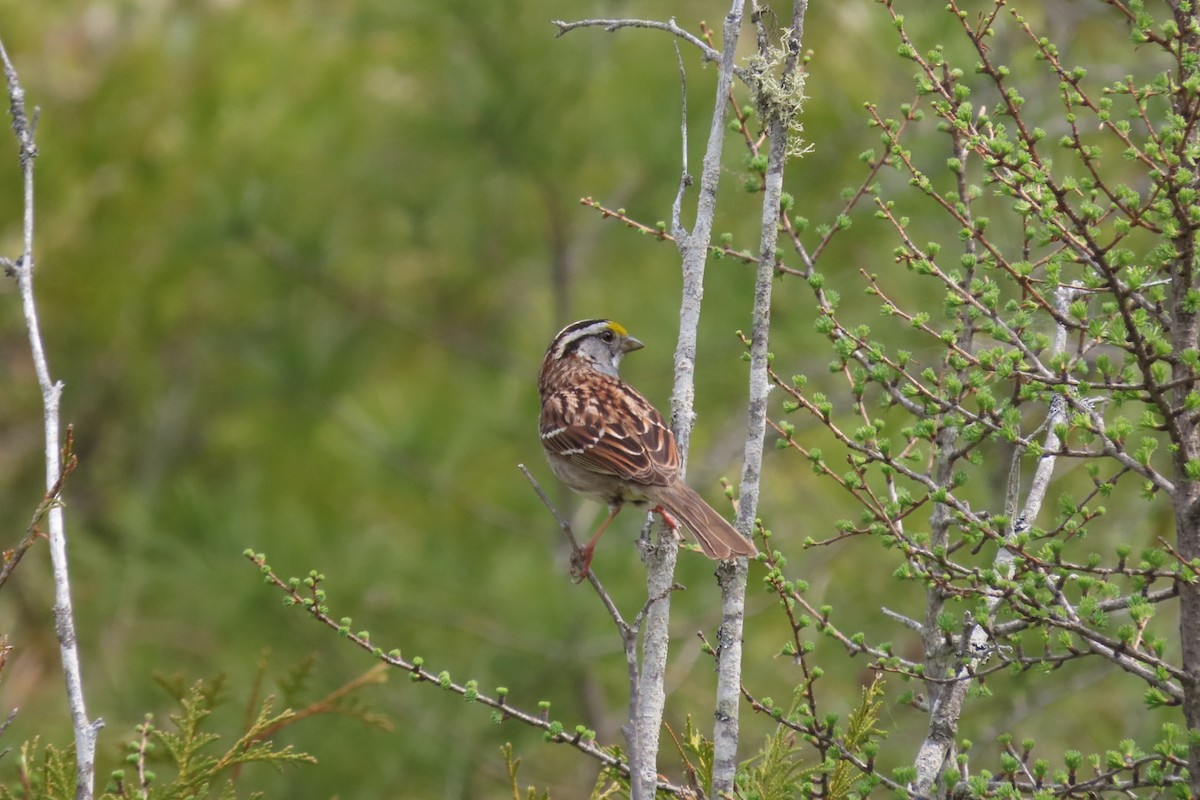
621 336 644 353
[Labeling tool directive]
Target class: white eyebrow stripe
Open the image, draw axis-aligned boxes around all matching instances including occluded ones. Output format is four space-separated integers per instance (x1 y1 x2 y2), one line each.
550 321 612 359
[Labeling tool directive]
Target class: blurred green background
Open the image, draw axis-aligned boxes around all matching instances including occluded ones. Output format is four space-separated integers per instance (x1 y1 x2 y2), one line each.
0 1 1177 797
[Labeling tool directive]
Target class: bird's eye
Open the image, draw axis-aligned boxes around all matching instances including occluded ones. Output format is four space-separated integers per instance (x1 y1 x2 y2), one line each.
599 330 615 343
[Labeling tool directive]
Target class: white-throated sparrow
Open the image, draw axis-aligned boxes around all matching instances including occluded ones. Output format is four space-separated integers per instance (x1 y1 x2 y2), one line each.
538 319 758 578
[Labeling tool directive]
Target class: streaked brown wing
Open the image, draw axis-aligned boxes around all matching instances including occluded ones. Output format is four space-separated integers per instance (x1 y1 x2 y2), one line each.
540 380 678 487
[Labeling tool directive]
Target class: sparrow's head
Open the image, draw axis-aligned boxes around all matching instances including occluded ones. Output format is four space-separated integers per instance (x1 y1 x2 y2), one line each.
542 319 644 379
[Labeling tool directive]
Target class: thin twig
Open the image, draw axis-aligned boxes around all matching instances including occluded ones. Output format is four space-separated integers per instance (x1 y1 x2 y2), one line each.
517 464 632 631
552 17 750 84
247 552 691 796
0 427 77 590
0 36 101 800
519 462 652 782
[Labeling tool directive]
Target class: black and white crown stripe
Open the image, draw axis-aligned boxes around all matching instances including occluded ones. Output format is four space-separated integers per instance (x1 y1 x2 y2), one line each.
547 319 620 361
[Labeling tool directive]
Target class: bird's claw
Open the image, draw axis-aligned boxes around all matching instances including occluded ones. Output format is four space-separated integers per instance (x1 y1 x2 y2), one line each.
570 545 594 583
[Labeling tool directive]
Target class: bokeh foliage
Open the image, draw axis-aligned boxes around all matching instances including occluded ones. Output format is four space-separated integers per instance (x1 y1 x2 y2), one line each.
0 0 1174 797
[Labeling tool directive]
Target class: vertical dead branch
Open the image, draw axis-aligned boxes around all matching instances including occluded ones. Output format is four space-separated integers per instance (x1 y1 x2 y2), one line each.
552 6 751 795
911 288 1074 794
711 2 807 795
0 37 101 800
627 4 747 799
1167 12 1200 794
667 0 745 461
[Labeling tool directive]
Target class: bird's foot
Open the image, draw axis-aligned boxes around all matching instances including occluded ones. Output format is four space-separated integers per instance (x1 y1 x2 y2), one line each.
570 544 595 583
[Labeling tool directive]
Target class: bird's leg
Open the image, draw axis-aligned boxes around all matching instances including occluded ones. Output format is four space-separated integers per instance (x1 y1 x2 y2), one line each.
651 504 683 541
572 505 621 582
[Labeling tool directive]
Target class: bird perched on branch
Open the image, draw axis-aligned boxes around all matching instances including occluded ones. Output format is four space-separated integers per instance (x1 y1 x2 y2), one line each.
538 319 757 579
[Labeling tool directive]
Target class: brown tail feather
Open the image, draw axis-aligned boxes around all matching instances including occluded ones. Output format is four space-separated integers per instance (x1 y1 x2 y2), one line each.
652 481 757 560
